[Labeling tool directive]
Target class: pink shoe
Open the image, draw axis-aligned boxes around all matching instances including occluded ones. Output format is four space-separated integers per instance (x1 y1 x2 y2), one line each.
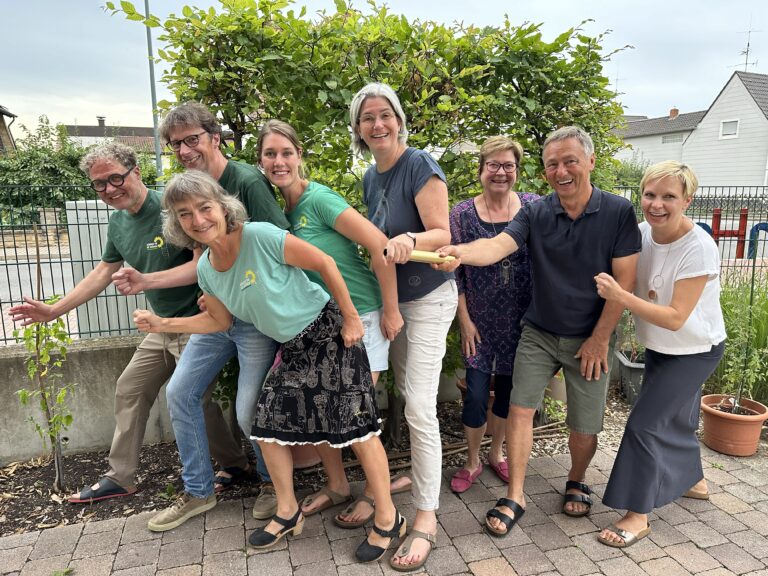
488 459 509 483
450 463 483 493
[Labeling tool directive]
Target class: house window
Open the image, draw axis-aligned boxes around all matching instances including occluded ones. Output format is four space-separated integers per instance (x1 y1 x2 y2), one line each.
662 133 684 144
720 120 739 139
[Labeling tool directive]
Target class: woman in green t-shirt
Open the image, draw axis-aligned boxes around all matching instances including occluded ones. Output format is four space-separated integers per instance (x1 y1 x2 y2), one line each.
256 118 410 537
133 170 403 563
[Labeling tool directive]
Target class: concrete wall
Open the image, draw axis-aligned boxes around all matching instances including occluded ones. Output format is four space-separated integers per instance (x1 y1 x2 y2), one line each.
0 336 176 466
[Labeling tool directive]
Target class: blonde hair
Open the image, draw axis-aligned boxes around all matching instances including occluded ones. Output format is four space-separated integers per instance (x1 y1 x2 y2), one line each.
162 170 248 249
640 161 699 200
478 136 524 176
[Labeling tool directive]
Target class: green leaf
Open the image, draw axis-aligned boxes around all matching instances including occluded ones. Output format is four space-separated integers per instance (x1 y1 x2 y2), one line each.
120 1 137 15
182 5 193 18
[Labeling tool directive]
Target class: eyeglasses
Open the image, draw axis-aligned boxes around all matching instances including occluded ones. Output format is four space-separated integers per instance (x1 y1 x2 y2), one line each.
166 131 208 151
485 161 517 173
90 165 135 193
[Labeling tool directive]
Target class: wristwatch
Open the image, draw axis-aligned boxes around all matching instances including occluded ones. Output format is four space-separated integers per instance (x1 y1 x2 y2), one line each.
405 232 417 246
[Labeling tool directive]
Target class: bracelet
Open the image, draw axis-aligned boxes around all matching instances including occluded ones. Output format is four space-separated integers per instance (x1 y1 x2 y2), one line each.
405 231 417 246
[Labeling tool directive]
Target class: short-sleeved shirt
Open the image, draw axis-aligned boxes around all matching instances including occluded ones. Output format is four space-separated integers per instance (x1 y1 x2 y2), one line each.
363 147 453 302
218 160 289 229
503 186 641 338
196 222 329 343
102 189 199 318
287 181 382 315
451 193 539 374
635 222 726 354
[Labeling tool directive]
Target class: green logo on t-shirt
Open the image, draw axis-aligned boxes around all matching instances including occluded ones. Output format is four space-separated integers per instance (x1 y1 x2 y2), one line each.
146 236 165 250
295 214 309 230
239 269 257 290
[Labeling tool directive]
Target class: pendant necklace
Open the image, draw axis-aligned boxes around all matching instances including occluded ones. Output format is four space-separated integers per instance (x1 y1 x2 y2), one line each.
648 244 672 301
482 194 513 285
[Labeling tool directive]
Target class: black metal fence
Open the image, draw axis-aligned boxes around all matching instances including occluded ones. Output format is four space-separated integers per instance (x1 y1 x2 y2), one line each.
2 185 768 345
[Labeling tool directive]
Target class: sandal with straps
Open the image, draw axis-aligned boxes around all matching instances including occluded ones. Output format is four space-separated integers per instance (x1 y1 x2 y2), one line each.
485 497 525 538
334 494 375 528
355 509 406 563
301 486 352 516
562 480 593 517
389 529 436 572
248 508 304 549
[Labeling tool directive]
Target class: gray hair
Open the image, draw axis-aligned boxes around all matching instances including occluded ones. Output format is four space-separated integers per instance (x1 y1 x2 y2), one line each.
162 170 248 249
159 102 222 144
349 82 408 156
79 141 137 175
543 126 594 157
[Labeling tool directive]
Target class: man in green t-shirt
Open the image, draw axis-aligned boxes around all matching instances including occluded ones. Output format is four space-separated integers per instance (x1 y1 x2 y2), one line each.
138 103 289 531
7 142 246 504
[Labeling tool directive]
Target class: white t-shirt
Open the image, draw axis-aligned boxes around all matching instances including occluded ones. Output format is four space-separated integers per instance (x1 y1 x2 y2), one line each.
635 221 726 355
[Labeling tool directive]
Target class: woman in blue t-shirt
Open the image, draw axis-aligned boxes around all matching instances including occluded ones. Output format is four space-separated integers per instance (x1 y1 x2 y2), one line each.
133 170 404 562
347 82 459 572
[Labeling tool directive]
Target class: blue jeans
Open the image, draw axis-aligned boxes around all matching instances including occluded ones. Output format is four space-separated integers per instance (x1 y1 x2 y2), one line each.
166 318 278 498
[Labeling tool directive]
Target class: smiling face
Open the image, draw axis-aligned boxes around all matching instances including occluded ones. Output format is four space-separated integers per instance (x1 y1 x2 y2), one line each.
356 96 402 158
259 132 302 191
641 176 692 235
88 159 146 214
480 150 518 197
174 195 228 245
167 124 219 173
542 137 595 201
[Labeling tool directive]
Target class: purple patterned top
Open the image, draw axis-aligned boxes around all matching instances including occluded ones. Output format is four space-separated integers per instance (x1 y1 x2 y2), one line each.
450 193 539 374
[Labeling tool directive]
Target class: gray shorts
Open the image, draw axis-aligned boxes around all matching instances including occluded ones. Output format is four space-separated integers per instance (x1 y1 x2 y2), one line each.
511 323 615 435
361 309 390 373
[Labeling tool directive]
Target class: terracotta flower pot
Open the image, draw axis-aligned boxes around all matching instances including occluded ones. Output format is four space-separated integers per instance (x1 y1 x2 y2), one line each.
701 394 768 457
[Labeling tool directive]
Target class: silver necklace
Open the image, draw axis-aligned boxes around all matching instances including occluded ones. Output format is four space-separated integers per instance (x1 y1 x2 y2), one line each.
648 244 671 301
482 194 513 285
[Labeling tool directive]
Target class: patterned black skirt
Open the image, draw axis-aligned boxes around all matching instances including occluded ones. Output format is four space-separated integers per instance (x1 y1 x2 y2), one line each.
251 300 381 447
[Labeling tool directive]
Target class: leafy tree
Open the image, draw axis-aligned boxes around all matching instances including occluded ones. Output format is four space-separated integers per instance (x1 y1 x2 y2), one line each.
108 0 628 204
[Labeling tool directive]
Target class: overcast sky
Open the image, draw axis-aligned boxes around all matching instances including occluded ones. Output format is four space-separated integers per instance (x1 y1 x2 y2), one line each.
2 0 767 134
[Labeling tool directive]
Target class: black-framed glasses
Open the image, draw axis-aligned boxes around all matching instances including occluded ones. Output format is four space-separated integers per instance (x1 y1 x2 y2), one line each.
166 131 208 151
485 161 517 173
90 165 135 192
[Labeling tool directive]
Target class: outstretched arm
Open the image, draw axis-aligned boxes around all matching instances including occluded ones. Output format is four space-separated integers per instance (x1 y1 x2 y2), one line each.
435 233 519 272
7 260 121 325
283 234 363 347
113 248 202 295
133 292 232 334
576 253 639 380
334 207 403 340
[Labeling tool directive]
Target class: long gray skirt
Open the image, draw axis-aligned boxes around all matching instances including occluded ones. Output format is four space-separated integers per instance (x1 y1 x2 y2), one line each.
602 342 724 514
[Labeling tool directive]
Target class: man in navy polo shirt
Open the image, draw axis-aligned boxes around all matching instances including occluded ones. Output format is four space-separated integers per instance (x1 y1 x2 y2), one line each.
438 126 640 538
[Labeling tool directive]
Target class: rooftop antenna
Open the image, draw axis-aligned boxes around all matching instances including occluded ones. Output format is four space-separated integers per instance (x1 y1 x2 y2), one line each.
613 65 625 96
736 16 760 71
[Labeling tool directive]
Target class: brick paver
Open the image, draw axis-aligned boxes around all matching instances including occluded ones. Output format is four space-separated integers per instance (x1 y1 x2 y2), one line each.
3 447 767 576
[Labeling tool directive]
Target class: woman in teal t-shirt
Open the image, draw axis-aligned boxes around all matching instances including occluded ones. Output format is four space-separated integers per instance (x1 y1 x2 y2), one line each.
133 171 403 563
256 120 409 526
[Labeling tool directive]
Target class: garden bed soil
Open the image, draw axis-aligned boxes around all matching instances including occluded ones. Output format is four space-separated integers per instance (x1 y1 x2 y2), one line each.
0 389 631 537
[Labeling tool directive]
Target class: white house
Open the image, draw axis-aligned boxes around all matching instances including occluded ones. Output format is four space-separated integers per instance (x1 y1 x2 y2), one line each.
616 71 768 186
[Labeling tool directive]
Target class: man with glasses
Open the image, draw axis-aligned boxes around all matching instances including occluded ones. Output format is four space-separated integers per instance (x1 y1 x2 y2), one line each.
7 141 211 505
437 126 641 538
137 103 289 531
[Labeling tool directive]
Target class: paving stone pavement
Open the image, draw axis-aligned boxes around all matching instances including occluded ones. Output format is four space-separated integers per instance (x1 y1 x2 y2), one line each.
2 443 767 576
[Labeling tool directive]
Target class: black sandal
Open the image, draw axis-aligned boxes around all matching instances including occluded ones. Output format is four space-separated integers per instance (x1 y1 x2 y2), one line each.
485 497 525 537
67 477 136 504
248 508 304 549
214 466 256 494
562 480 593 517
355 509 406 563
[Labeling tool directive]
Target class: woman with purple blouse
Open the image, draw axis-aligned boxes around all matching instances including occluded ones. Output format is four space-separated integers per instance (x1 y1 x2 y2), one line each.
449 136 538 493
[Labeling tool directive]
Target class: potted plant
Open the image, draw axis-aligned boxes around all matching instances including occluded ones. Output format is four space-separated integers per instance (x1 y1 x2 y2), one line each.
701 270 768 456
614 311 645 407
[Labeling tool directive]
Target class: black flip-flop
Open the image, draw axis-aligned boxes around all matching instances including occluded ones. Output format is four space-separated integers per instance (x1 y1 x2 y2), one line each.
68 477 136 504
